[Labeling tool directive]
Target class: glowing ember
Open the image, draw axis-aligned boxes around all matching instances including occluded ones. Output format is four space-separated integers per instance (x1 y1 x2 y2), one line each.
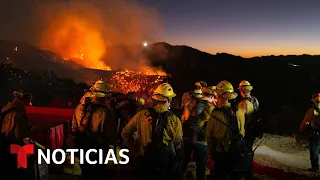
141 66 167 76
108 70 168 94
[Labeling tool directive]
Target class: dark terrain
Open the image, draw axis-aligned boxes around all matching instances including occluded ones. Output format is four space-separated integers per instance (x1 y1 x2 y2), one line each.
1 40 320 135
1 40 320 180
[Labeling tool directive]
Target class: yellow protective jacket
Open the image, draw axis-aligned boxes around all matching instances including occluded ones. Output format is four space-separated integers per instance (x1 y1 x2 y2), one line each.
1 102 30 141
71 100 117 145
299 107 320 133
206 103 245 153
203 102 214 122
121 104 183 156
238 96 259 125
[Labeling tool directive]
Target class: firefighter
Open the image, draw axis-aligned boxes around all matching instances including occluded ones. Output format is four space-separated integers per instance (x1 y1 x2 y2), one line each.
181 90 204 123
181 81 207 109
181 89 213 180
237 80 260 149
71 80 117 180
237 80 260 179
115 94 145 146
64 80 109 175
63 89 94 175
122 83 183 180
201 86 217 111
299 93 320 173
206 80 246 180
0 90 33 180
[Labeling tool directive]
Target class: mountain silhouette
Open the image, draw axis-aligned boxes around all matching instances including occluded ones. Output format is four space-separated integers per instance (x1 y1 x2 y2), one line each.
1 40 320 134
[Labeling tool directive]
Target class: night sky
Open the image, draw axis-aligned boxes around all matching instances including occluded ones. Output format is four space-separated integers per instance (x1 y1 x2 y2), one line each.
0 0 319 58
140 0 320 57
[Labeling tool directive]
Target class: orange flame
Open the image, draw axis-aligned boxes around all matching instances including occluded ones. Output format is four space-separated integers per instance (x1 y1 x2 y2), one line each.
38 2 167 77
141 66 167 76
40 14 111 70
108 70 167 94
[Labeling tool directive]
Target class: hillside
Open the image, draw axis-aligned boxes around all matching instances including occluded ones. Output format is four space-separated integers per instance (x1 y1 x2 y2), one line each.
1 40 320 135
146 42 320 134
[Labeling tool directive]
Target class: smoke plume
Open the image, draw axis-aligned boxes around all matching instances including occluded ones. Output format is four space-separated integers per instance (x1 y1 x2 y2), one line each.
0 0 165 74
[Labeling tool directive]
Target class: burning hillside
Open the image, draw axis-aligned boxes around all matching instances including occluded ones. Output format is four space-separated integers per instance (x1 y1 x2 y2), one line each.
40 12 111 71
36 0 163 76
0 0 168 93
108 70 168 94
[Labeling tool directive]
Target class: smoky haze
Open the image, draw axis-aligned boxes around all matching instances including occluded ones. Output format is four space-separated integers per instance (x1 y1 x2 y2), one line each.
0 0 165 73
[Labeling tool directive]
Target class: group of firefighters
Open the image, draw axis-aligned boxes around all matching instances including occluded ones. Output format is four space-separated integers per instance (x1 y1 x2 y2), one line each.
1 79 320 180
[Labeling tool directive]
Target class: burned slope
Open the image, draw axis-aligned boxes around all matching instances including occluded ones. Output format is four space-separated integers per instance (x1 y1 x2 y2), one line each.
0 40 86 81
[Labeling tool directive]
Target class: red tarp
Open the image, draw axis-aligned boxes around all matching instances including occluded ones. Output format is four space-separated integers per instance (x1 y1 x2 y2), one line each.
26 106 73 147
26 106 74 123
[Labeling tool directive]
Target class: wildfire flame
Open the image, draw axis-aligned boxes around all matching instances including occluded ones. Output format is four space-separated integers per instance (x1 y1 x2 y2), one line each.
41 14 111 70
141 66 167 76
38 1 167 88
108 70 168 94
40 13 166 76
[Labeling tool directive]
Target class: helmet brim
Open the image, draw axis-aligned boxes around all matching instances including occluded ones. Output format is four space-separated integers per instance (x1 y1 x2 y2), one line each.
152 93 176 101
238 85 253 91
93 91 111 98
13 91 23 98
216 90 238 100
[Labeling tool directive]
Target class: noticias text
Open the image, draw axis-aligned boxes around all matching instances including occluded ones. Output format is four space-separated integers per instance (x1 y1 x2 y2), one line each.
37 148 130 165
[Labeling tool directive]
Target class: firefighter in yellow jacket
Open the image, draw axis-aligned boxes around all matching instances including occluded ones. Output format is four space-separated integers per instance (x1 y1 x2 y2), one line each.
71 80 117 180
181 81 207 109
237 80 260 180
181 89 204 123
237 80 260 149
206 80 245 180
1 90 33 180
122 83 183 180
299 93 320 172
201 86 216 121
181 86 216 180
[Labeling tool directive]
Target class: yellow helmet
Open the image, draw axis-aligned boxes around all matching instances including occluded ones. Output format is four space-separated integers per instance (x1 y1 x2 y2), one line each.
238 80 253 91
152 83 176 101
90 80 109 93
136 97 145 106
90 80 111 98
216 80 238 100
202 86 217 95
